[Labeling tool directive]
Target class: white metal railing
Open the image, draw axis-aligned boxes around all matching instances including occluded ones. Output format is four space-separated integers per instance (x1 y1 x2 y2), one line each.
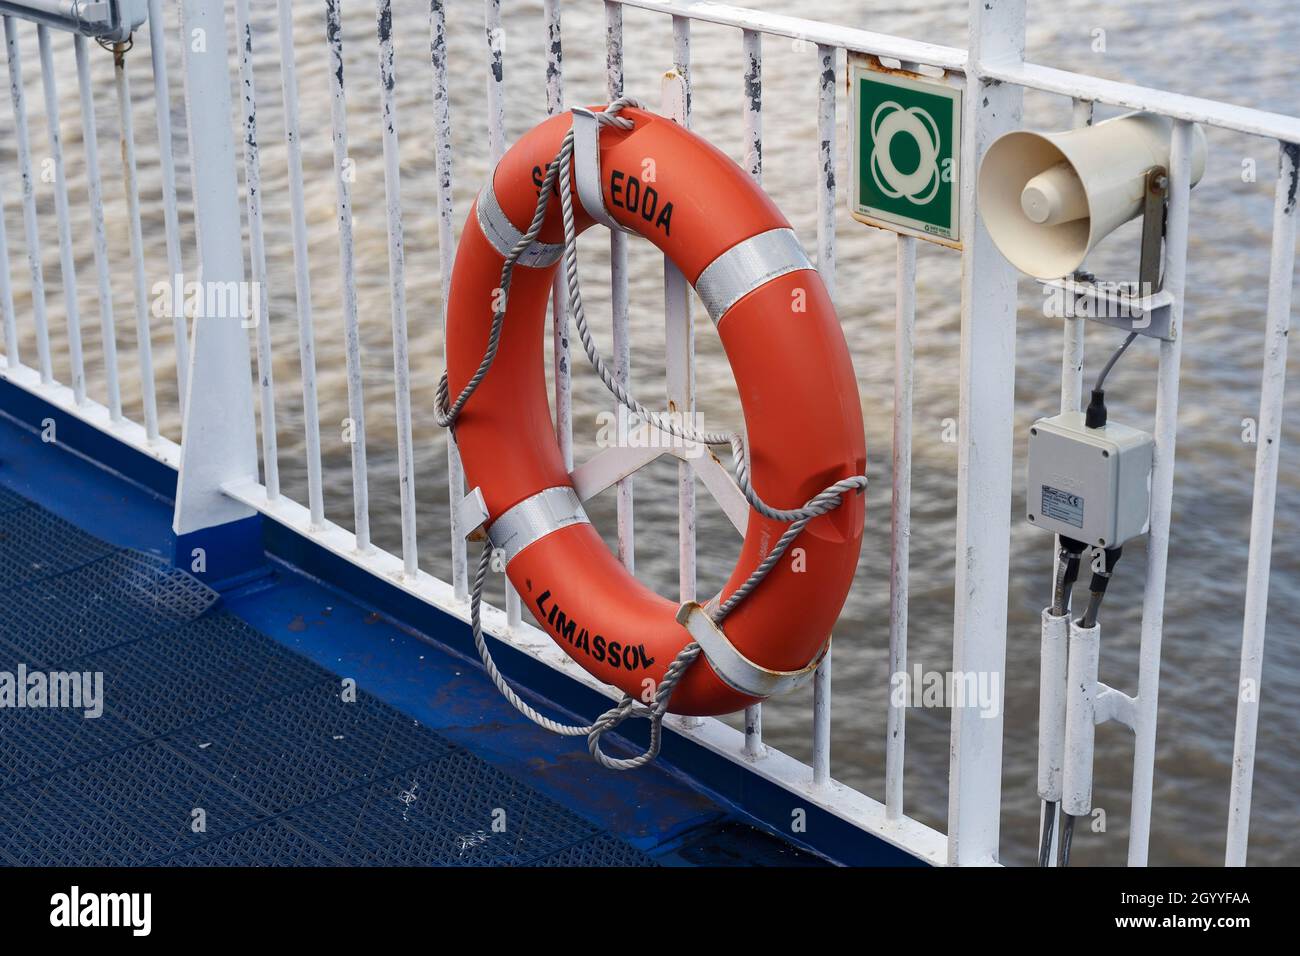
0 0 1295 867
1 0 183 463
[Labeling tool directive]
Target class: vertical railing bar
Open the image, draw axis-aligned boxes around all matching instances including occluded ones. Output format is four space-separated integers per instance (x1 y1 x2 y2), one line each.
741 26 764 759
1060 98 1092 415
885 234 916 816
324 0 370 550
485 0 519 627
5 17 52 384
946 0 1025 866
376 0 418 576
114 41 159 441
741 30 761 181
37 25 84 405
605 1 634 572
276 0 325 528
544 0 572 470
1038 97 1094 862
669 17 696 608
811 42 836 787
432 0 467 600
73 33 120 421
671 16 691 124
1225 141 1297 866
0 167 15 367
1050 99 1095 597
1127 119 1194 867
664 21 699 727
485 0 506 163
233 0 279 499
814 46 837 298
146 0 187 405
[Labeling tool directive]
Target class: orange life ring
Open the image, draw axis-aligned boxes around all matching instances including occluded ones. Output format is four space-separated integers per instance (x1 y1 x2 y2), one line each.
446 106 865 717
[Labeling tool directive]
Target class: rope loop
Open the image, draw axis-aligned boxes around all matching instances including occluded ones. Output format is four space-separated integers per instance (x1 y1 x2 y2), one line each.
468 538 701 771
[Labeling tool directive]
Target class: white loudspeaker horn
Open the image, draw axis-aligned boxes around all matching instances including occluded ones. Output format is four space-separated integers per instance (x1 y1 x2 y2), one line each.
977 111 1207 279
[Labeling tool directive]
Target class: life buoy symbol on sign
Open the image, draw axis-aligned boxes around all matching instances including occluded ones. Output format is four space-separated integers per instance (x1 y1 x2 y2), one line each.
870 100 942 205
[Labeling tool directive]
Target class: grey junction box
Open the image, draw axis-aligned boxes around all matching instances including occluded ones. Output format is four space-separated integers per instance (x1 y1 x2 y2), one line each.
1026 411 1154 548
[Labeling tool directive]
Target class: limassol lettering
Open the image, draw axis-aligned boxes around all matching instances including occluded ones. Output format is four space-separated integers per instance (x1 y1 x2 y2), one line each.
534 590 656 670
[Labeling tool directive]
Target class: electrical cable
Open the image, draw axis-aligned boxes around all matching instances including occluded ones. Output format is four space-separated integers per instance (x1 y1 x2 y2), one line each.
1080 546 1124 629
1039 802 1057 868
1058 811 1076 867
1094 331 1138 393
1085 331 1139 430
1052 536 1087 617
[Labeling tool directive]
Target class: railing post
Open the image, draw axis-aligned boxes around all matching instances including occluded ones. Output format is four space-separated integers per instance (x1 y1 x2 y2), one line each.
1225 142 1299 866
811 40 836 786
946 0 1025 866
1126 122 1196 867
172 0 260 576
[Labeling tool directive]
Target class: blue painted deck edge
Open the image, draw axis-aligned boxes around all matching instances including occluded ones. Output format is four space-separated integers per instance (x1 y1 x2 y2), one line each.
266 525 920 866
0 379 177 501
0 377 922 866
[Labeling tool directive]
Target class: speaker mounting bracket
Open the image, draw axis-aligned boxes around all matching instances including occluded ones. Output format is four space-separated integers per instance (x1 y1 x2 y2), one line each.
1037 277 1175 342
1036 165 1175 342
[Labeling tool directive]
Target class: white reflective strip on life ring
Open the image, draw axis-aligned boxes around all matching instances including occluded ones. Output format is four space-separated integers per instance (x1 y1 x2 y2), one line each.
487 486 590 565
571 107 631 234
675 600 828 700
475 181 565 268
693 227 814 324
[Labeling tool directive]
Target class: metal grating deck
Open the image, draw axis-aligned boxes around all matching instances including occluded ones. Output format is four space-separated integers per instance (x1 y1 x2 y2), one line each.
0 494 656 867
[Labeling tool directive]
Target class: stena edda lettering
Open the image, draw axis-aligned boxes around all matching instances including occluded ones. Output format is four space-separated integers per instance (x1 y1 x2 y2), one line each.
608 170 674 234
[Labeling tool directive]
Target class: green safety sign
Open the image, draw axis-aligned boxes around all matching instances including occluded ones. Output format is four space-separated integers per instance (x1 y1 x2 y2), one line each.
848 57 962 246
